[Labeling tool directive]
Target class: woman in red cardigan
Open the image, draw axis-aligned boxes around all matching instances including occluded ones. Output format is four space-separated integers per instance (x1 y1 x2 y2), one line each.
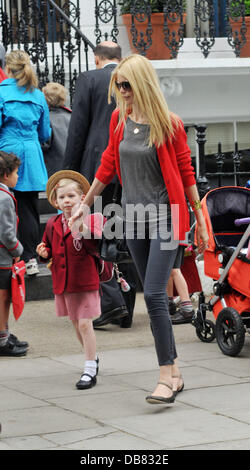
69 54 209 405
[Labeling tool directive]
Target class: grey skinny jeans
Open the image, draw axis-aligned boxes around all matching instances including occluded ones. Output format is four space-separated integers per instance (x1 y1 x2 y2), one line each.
126 224 179 366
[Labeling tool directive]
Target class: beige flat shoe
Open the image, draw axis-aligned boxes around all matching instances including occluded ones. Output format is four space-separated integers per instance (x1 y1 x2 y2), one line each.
172 374 184 397
146 381 175 405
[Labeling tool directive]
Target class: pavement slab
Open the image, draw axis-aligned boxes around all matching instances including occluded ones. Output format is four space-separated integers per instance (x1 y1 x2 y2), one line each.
1 406 100 438
1 294 250 451
103 406 250 449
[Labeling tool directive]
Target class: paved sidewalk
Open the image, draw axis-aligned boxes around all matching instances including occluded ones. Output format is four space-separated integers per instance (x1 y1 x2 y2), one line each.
1 294 250 450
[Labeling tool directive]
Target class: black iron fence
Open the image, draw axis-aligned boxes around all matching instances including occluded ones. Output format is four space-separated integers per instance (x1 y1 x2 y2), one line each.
188 125 250 197
0 0 96 103
118 0 249 59
0 1 249 95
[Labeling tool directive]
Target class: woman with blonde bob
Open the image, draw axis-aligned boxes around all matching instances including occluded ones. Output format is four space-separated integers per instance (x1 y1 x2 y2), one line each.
0 50 51 275
69 54 209 405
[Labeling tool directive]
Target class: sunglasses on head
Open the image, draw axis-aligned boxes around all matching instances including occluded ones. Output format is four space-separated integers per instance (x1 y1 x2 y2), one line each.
115 81 132 91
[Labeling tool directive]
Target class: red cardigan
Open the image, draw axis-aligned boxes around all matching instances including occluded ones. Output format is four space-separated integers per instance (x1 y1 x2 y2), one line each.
95 109 196 241
42 214 100 295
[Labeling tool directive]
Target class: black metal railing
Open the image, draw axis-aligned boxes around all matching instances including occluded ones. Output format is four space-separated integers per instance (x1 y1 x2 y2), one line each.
0 0 96 104
188 125 250 197
117 0 248 59
0 1 248 99
203 142 250 190
0 0 249 194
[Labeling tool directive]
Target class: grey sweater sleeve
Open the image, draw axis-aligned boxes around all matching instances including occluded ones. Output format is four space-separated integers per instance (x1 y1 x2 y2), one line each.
0 196 23 258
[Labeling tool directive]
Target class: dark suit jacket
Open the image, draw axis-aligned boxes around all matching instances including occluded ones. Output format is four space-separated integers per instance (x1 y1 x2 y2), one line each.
63 63 117 184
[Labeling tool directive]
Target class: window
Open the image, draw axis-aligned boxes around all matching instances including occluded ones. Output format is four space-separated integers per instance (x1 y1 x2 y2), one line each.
4 0 67 44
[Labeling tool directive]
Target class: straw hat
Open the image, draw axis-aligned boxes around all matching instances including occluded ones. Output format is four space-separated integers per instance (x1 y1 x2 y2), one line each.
46 170 90 208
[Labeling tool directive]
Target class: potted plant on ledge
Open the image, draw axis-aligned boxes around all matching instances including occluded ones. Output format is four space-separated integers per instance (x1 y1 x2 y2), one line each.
118 0 186 60
228 0 250 57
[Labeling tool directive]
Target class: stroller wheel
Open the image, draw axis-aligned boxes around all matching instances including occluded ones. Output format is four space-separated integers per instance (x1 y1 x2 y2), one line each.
215 308 245 357
195 319 216 343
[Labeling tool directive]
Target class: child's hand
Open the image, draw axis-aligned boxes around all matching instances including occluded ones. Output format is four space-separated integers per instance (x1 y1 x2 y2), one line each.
36 242 49 259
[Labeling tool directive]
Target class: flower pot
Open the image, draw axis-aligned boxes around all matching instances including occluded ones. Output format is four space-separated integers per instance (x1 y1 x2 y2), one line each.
230 16 250 57
122 12 186 60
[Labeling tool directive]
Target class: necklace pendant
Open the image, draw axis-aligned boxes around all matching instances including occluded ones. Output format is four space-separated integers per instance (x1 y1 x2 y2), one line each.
134 128 139 134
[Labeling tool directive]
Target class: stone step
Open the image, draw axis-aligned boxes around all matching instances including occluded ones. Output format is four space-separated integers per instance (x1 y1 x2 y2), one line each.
38 191 58 238
38 192 55 214
24 192 55 301
25 264 54 301
39 213 57 238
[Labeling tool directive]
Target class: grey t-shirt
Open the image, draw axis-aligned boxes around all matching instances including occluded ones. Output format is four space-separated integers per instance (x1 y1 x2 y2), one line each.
119 117 169 223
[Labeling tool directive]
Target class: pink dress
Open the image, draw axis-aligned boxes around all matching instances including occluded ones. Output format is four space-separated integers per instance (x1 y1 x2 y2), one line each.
55 290 101 320
54 213 102 321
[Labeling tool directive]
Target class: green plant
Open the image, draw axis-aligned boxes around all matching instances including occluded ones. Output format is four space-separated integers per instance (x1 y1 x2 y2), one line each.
231 0 250 16
118 0 186 15
245 0 250 15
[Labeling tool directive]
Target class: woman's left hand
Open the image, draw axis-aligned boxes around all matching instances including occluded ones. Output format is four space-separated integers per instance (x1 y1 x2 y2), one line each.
196 222 209 254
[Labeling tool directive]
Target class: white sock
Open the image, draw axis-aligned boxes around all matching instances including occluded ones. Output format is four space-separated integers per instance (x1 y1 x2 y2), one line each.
80 360 97 382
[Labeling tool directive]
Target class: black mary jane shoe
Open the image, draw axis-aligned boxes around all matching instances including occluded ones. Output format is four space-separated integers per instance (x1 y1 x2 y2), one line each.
76 373 97 390
96 356 99 375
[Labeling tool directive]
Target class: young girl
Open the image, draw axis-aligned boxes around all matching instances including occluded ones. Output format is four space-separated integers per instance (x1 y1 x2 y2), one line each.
36 170 102 390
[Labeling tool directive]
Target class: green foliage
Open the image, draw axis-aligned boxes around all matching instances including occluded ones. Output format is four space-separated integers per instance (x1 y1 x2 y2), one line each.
231 0 250 16
245 0 250 15
118 0 186 15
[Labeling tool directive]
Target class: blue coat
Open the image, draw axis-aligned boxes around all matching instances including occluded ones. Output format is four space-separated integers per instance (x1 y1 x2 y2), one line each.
0 78 51 191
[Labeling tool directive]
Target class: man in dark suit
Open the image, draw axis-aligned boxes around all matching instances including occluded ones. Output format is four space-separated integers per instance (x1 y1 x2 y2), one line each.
63 41 137 328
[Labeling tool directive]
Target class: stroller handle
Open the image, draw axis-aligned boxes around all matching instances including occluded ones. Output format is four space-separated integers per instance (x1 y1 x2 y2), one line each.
234 217 250 226
234 218 250 260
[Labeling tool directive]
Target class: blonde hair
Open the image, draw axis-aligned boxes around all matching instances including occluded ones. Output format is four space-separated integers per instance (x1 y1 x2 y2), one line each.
50 178 83 207
108 54 179 147
42 82 67 108
6 50 38 92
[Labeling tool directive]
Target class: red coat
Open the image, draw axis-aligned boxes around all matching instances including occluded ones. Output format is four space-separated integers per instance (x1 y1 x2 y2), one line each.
0 68 7 83
42 214 100 295
95 108 196 241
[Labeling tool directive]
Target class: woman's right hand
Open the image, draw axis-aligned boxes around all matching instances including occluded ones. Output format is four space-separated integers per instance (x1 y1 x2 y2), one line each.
68 202 90 230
